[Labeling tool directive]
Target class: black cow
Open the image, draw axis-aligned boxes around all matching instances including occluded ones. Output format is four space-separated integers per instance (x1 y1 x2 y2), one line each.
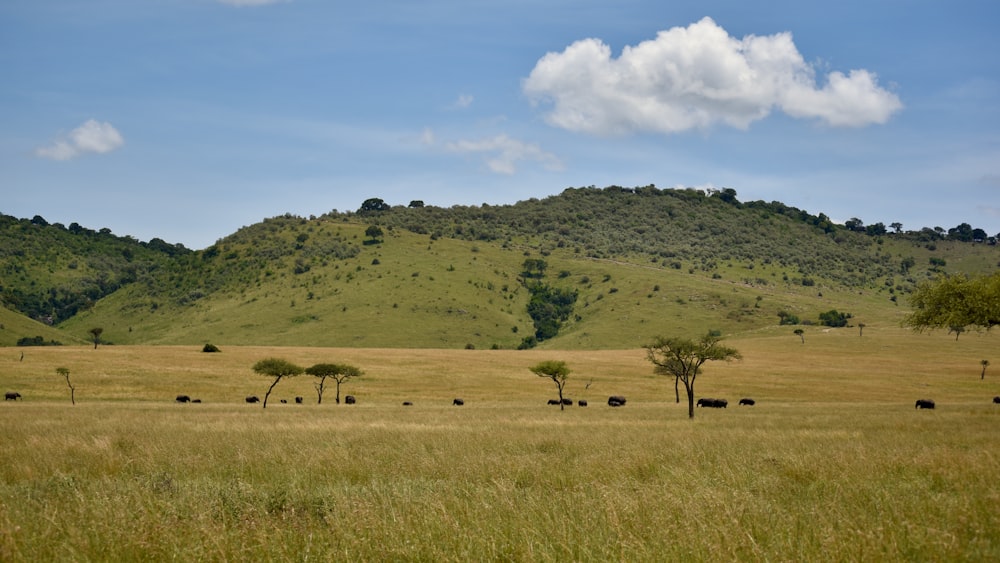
294 396 303 404
452 398 464 406
915 399 935 409
993 396 1000 404
280 399 288 404
175 394 191 403
245 395 260 404
698 398 728 408
608 395 626 407
402 401 413 406
578 400 588 407
191 399 202 403
345 395 357 404
561 398 573 405
739 398 755 406
547 399 560 405
5 392 22 401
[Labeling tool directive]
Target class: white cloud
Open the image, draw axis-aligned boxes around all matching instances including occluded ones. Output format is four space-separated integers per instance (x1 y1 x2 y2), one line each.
217 0 289 6
453 94 474 109
523 17 903 135
445 134 563 175
36 119 124 161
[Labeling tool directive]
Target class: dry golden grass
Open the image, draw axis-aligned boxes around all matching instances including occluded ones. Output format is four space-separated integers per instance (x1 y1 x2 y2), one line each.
1 327 998 561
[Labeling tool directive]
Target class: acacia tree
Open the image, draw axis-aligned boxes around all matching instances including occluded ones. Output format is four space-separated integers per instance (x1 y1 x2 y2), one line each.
252 358 303 408
645 332 741 419
982 360 990 380
531 360 570 410
306 362 363 404
904 272 1000 333
794 329 805 344
56 367 75 405
89 327 103 349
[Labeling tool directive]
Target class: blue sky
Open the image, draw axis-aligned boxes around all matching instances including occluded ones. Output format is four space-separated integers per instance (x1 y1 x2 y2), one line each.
2 0 998 249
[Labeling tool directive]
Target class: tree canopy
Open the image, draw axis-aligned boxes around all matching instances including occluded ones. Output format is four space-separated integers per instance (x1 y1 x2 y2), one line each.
904 272 1000 332
531 360 571 410
645 332 741 418
252 357 304 408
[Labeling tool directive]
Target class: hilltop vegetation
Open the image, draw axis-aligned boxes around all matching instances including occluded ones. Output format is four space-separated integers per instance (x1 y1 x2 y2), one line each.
2 187 997 348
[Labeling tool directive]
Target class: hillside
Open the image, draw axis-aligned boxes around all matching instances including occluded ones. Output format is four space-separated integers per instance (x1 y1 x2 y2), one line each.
4 187 998 349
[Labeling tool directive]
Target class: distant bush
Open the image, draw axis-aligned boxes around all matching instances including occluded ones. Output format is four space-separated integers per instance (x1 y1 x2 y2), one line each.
819 310 852 328
202 343 221 353
16 336 62 346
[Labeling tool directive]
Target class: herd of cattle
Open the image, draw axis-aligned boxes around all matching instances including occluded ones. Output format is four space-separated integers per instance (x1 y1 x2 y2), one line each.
7 391 1000 408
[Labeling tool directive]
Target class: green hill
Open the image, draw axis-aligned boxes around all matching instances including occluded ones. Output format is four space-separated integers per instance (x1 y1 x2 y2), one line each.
4 187 998 349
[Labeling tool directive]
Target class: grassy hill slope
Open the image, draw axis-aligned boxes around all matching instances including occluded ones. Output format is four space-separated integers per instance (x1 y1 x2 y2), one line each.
6 187 999 349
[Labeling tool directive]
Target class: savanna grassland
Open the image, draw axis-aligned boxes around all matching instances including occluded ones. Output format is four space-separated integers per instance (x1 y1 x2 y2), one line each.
2 327 998 561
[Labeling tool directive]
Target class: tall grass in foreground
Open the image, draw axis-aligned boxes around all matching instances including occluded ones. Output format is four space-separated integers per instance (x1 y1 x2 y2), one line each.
1 401 997 561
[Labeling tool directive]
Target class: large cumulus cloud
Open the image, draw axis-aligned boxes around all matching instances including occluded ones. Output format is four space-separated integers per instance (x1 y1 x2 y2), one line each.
522 17 902 135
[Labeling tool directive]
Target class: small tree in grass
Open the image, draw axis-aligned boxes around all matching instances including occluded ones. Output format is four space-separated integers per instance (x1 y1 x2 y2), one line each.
531 360 570 410
89 327 103 349
982 359 990 380
252 358 303 408
56 367 75 405
645 332 741 419
306 362 363 404
794 329 805 344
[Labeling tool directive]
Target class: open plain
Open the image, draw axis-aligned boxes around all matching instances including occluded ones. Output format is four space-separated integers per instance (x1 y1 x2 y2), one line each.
1 326 998 561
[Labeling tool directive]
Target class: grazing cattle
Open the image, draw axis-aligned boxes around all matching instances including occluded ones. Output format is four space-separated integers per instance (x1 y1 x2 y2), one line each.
5 392 22 401
547 399 561 405
915 399 935 409
175 395 191 403
698 398 728 408
578 400 588 407
280 399 288 404
402 401 413 406
608 395 626 407
993 396 1000 404
345 395 356 404
561 398 573 405
191 399 202 403
294 396 303 404
245 395 260 404
452 398 464 406
739 398 755 406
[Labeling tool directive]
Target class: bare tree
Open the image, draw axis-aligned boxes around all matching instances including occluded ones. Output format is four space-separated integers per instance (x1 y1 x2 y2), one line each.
56 367 75 405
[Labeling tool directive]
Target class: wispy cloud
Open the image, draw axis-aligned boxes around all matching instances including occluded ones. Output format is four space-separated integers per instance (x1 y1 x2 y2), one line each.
453 94 474 109
523 17 903 135
35 119 124 161
445 134 563 175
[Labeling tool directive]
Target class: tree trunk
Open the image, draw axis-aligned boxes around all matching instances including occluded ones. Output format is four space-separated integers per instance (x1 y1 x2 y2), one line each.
263 376 282 408
686 386 695 419
674 376 680 403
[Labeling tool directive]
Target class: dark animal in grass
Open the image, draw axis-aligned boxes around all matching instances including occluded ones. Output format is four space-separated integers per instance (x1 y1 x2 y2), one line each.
739 398 756 406
294 396 303 404
402 401 413 406
175 395 191 403
608 395 626 407
547 399 560 405
993 396 1000 404
245 395 260 404
345 395 356 404
191 399 202 403
915 399 935 409
452 398 464 406
5 392 22 401
578 400 588 407
561 398 573 405
697 398 728 408
280 399 288 404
